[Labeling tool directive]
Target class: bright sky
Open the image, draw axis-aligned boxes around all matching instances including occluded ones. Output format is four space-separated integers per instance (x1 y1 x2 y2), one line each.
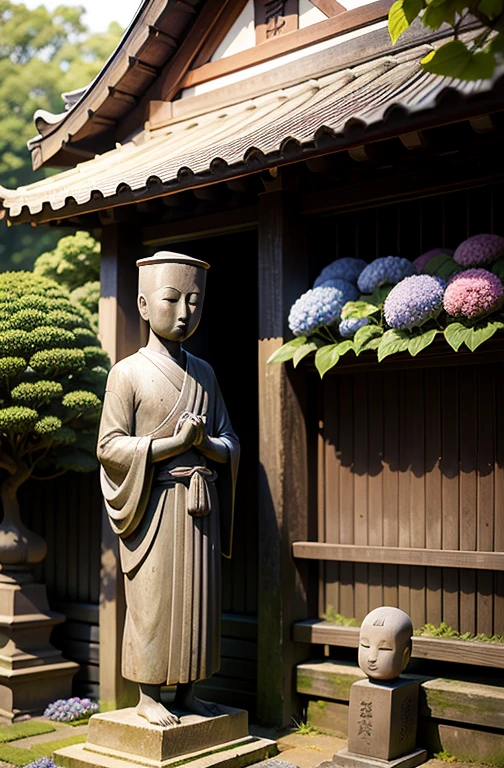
23 0 142 33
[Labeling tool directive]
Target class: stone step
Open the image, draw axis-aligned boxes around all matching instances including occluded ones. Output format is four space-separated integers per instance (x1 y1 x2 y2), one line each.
55 735 278 768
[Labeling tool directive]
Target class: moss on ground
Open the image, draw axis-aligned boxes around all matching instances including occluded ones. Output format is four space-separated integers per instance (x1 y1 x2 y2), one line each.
0 733 86 766
0 721 55 743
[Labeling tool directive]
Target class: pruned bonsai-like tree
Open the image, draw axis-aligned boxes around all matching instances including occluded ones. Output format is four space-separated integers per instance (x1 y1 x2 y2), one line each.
0 270 109 566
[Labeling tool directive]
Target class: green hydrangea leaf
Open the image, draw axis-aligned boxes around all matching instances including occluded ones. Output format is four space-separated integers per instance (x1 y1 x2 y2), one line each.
444 322 470 351
421 41 495 80
267 337 307 364
464 321 503 351
408 329 438 357
353 325 383 355
422 0 467 29
293 340 323 368
377 329 410 362
341 301 380 321
388 0 424 43
315 342 353 377
360 284 394 307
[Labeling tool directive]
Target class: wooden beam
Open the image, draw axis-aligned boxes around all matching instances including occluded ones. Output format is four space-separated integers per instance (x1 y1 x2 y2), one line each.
191 0 250 69
292 621 504 667
300 152 504 215
257 181 311 727
292 542 504 570
311 0 347 16
142 205 257 245
181 0 391 90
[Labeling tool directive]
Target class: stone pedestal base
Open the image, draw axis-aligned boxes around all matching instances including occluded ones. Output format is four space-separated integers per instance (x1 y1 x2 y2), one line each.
348 678 420 761
55 705 277 768
0 572 78 722
331 747 427 768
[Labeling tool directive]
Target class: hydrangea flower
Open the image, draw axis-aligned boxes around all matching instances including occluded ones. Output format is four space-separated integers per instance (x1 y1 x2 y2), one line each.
357 256 415 294
25 759 62 768
413 248 453 273
384 275 445 330
443 269 504 318
288 286 348 336
314 257 367 287
453 234 504 267
43 696 99 723
314 278 359 302
339 317 369 338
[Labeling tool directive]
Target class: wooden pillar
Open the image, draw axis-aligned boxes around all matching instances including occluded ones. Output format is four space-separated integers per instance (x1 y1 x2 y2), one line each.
98 222 141 710
257 179 311 726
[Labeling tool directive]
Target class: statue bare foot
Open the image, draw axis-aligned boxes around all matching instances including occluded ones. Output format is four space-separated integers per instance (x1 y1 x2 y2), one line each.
137 684 180 727
175 684 220 718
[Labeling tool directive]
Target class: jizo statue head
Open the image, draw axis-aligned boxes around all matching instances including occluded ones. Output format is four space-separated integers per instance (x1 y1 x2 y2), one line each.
358 606 413 681
136 251 210 344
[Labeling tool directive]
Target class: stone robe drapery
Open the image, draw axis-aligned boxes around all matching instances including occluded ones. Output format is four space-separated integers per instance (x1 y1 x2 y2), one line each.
97 348 239 685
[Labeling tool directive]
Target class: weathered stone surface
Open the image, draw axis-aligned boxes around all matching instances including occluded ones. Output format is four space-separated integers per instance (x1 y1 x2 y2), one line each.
87 705 249 761
421 720 504 765
55 734 277 768
324 746 427 768
347 679 420 761
307 700 349 738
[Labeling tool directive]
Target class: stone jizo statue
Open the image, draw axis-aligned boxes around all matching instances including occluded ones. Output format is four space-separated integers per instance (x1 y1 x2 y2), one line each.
97 252 239 728
358 606 413 681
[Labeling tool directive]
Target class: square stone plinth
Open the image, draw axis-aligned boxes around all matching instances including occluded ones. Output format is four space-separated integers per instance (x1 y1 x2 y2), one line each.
54 705 277 768
87 705 248 762
330 747 427 768
348 678 420 761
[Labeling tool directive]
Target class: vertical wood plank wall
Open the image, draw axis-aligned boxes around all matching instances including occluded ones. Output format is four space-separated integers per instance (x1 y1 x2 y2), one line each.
311 183 504 636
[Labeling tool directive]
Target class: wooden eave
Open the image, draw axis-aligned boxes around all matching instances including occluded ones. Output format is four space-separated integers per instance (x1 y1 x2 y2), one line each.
28 0 243 170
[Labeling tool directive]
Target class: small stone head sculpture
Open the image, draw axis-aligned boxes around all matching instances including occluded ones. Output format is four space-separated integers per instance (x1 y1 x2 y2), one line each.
136 251 210 344
358 606 413 681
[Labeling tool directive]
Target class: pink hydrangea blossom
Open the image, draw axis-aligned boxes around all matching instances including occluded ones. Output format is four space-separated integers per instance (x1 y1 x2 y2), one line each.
443 269 504 318
413 248 453 273
453 234 504 267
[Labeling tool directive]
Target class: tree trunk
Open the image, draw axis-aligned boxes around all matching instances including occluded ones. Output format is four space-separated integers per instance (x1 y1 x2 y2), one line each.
0 465 47 566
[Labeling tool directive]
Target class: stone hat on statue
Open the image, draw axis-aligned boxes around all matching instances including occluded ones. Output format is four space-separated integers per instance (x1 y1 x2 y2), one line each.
136 251 210 269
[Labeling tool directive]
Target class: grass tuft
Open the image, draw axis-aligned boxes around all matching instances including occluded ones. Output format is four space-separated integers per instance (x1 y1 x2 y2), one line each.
0 733 86 766
0 721 56 743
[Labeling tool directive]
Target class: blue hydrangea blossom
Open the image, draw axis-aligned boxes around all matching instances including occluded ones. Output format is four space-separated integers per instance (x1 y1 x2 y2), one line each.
43 696 99 723
339 317 369 338
25 759 62 768
314 278 359 301
314 258 367 287
384 275 445 330
357 256 415 295
288 286 348 336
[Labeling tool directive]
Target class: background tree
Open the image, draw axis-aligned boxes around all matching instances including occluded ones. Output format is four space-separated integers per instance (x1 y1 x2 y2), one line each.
34 230 100 328
0 1 122 270
0 270 109 564
389 0 504 79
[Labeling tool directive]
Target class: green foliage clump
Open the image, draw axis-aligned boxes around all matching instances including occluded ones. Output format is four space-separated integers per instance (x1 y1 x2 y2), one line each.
388 0 504 81
34 232 101 329
414 622 504 643
323 607 362 627
0 271 109 482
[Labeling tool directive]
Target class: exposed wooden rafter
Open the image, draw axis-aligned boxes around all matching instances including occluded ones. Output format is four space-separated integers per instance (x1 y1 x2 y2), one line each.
310 0 347 17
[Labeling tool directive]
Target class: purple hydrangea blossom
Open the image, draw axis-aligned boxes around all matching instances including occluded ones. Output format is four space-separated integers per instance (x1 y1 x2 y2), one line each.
384 275 445 330
357 256 415 294
339 317 369 338
314 258 367 287
453 234 504 267
288 286 348 336
443 268 504 318
315 278 359 302
25 759 62 768
43 696 99 723
413 248 454 273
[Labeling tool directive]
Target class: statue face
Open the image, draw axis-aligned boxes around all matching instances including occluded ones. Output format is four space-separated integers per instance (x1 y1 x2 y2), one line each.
358 622 409 681
138 263 206 343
